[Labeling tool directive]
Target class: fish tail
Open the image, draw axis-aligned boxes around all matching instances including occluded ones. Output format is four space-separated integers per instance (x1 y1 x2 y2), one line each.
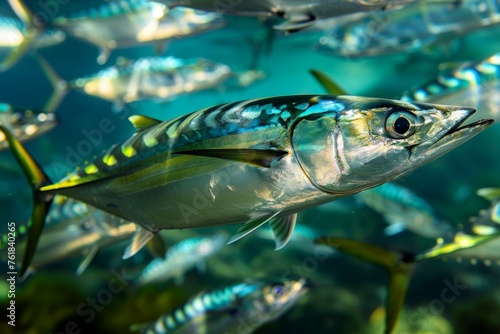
35 53 69 113
0 125 54 277
1 0 44 71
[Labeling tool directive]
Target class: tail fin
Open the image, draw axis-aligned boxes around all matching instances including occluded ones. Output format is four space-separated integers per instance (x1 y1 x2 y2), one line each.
2 0 44 71
0 125 53 277
35 53 69 113
315 237 414 334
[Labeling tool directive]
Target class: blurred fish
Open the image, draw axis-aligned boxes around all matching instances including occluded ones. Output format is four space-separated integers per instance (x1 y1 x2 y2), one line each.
156 0 416 32
402 52 500 122
0 15 65 70
317 0 500 58
358 182 455 238
9 0 164 64
37 55 232 111
136 278 307 334
0 196 137 278
135 232 228 285
435 188 500 266
0 102 58 151
0 95 492 276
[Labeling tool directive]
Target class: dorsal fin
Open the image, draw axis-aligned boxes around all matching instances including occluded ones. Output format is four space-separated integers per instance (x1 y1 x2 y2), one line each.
128 115 162 132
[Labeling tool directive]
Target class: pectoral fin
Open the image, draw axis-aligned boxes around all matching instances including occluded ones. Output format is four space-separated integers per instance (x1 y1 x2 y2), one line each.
269 214 297 250
227 212 281 245
123 227 155 259
174 149 288 168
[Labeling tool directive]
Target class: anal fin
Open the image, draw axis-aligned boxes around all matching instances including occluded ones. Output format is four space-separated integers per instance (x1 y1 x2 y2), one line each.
123 227 155 259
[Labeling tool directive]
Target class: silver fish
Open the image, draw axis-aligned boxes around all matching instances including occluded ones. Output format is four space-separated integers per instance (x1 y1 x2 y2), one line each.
139 278 307 334
0 103 58 151
0 95 492 276
70 56 232 108
135 231 228 285
4 196 137 277
157 0 416 32
358 182 455 238
317 0 500 58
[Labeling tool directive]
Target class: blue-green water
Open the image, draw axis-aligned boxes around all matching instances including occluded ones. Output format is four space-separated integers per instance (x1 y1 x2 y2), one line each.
1 1 500 333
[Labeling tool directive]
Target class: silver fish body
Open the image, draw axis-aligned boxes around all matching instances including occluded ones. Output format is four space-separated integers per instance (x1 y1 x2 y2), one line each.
358 182 455 238
141 278 307 334
12 196 137 271
0 103 58 150
41 95 490 234
318 0 500 57
159 0 415 31
136 231 228 285
71 56 232 104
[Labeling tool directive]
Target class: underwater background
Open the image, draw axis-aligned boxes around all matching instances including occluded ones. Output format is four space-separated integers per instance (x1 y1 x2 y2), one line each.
0 0 500 333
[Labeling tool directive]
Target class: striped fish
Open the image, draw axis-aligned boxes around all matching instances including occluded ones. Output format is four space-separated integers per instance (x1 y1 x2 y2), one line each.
139 278 307 334
0 94 492 276
136 232 228 285
402 52 500 122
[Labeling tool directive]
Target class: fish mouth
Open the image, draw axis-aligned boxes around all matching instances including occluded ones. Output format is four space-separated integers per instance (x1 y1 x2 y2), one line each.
411 107 493 160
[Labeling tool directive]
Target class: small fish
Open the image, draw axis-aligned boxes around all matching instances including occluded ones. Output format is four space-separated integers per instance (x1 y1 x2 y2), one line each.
0 102 58 151
0 196 137 278
38 55 232 110
317 0 500 58
358 182 455 238
135 232 228 285
0 14 65 70
157 0 416 32
402 52 500 122
0 94 492 276
136 278 307 334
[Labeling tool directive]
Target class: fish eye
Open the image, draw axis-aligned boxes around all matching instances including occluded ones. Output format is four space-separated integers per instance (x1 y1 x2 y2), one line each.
272 284 284 297
385 111 419 139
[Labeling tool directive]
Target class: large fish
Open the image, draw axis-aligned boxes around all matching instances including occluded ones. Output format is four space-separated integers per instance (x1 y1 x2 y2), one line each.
0 102 58 151
0 95 492 276
317 0 500 58
137 278 307 334
155 0 415 32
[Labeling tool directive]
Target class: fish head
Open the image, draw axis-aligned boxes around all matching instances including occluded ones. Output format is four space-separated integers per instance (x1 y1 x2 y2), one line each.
291 96 493 195
0 104 58 150
258 278 308 318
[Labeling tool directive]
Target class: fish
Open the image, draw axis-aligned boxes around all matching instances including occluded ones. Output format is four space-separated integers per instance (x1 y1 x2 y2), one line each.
136 278 307 334
402 52 500 122
0 102 58 151
0 94 492 276
155 0 416 32
9 0 224 64
358 182 455 238
71 56 232 106
0 14 65 70
317 0 500 58
315 229 500 334
0 196 137 278
434 188 500 266
38 55 232 111
135 231 228 285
